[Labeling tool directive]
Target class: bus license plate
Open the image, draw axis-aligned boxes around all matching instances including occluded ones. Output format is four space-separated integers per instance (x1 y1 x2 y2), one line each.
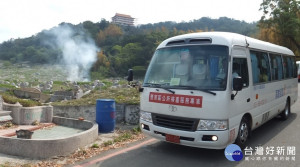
166 134 180 144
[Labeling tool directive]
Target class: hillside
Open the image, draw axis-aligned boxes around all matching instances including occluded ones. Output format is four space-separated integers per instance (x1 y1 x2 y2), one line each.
0 17 258 80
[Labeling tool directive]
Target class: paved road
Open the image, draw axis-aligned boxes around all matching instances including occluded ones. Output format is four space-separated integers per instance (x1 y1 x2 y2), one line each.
74 84 300 167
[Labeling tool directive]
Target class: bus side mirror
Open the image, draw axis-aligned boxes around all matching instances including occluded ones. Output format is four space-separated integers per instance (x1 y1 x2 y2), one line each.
127 69 133 82
231 77 243 100
233 77 243 91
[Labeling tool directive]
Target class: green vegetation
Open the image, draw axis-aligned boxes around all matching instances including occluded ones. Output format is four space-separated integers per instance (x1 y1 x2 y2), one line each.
0 17 258 80
132 126 141 134
103 140 114 147
259 0 300 57
0 64 67 83
113 132 132 143
52 86 140 106
0 83 15 89
0 1 298 81
102 128 139 147
53 81 64 85
77 81 92 85
91 143 99 148
0 79 139 106
51 82 70 92
0 93 42 107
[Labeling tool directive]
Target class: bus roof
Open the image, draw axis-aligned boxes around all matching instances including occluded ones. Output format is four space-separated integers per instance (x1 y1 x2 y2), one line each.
157 32 295 56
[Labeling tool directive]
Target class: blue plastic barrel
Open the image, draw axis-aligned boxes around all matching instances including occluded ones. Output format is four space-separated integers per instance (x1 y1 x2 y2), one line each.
96 99 116 133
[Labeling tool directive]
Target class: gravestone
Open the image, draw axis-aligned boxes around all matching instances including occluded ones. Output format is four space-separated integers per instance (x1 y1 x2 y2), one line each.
0 95 12 124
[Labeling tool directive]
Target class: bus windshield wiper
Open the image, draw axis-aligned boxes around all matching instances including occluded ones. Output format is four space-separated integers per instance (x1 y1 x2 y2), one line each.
143 83 175 94
170 85 216 96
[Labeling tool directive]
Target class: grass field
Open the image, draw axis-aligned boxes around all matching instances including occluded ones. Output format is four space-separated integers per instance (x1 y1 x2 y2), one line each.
0 64 68 83
0 64 140 105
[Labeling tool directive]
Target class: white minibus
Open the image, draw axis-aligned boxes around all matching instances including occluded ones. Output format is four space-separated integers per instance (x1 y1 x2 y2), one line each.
136 32 298 149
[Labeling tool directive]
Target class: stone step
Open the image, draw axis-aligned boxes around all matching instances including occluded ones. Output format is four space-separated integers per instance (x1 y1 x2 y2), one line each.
0 111 12 117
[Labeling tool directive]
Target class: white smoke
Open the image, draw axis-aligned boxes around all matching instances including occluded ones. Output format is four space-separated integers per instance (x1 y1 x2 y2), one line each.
48 24 98 81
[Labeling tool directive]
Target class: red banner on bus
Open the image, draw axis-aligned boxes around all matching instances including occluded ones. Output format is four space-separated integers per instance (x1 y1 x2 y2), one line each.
149 92 203 108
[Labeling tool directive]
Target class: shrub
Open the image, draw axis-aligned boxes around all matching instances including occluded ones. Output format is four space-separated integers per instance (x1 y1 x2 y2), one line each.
52 86 140 106
103 140 113 147
1 93 42 107
0 84 15 89
91 143 99 148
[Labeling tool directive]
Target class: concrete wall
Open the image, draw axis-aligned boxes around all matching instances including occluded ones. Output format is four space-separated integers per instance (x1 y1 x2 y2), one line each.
12 89 50 103
53 115 94 130
53 105 96 122
0 95 3 110
14 89 40 100
50 91 75 102
0 116 98 159
50 95 72 102
125 105 140 124
3 103 53 125
53 103 140 125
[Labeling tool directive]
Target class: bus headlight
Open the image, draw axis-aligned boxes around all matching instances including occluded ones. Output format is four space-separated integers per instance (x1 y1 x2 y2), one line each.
140 111 152 123
197 120 228 130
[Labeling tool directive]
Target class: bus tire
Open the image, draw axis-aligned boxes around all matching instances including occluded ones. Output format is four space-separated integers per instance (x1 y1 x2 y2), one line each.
235 117 250 149
280 99 290 121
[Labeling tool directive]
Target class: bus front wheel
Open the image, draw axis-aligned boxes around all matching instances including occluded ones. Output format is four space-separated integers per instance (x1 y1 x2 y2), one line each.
235 117 250 149
280 99 290 121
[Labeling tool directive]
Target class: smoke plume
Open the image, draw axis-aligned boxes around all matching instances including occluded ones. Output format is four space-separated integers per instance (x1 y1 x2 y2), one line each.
47 24 98 81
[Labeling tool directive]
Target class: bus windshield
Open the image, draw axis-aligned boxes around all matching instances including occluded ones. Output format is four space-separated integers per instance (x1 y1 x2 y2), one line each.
143 45 229 91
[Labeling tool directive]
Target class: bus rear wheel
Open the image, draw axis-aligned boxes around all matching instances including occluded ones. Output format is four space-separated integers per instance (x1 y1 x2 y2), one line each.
280 99 290 120
235 117 250 149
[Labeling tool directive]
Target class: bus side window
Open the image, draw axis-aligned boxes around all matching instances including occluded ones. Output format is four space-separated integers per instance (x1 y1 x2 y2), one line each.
291 57 297 78
286 56 293 78
250 52 260 84
250 50 271 84
283 56 288 79
270 54 284 80
232 58 249 87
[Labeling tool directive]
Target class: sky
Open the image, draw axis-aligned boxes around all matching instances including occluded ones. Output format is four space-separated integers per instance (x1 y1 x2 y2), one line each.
0 0 263 43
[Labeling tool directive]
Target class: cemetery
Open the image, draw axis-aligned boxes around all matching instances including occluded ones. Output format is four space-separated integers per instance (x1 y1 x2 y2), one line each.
0 64 141 161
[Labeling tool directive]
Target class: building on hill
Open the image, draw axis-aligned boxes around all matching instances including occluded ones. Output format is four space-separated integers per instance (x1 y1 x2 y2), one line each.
112 13 135 26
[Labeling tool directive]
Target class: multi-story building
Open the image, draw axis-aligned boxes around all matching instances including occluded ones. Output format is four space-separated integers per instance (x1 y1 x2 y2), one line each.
112 13 135 26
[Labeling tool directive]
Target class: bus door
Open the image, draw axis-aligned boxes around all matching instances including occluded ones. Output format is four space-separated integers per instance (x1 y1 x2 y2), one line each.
229 47 252 132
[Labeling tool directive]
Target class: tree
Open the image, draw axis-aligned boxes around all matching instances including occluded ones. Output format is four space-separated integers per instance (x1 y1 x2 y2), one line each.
96 24 123 46
91 51 111 78
0 17 260 78
82 21 99 40
259 0 300 56
93 51 110 68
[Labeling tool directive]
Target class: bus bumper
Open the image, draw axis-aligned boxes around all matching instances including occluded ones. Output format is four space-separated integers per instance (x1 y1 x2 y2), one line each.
140 120 231 149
